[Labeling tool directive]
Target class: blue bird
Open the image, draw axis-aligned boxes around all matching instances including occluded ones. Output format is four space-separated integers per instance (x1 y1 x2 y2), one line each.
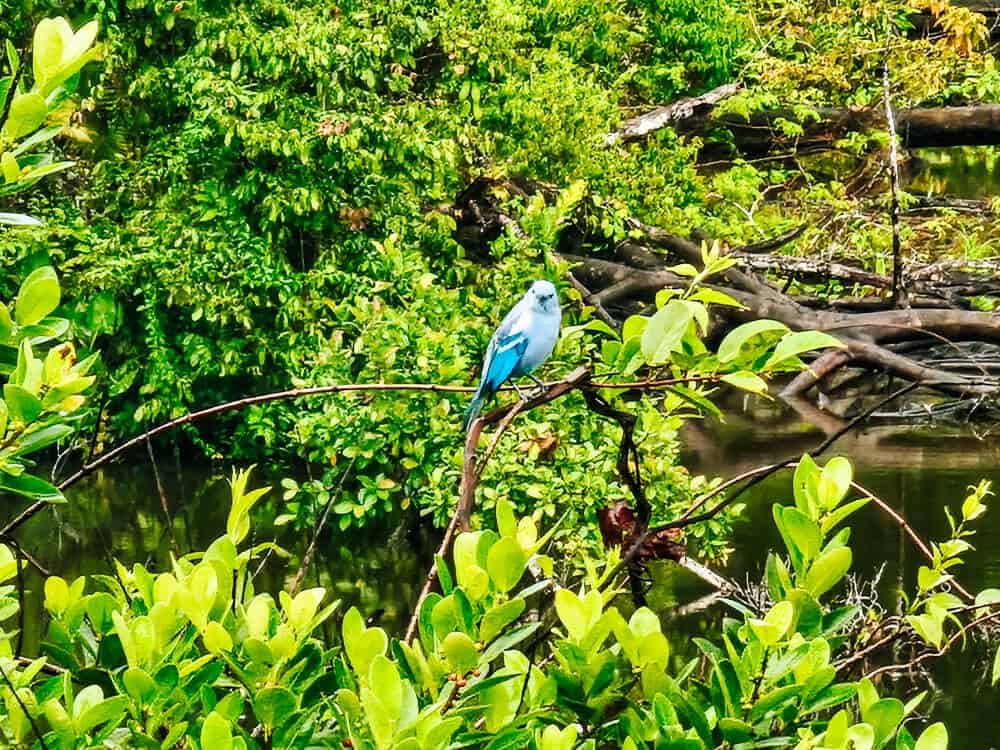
463 280 562 431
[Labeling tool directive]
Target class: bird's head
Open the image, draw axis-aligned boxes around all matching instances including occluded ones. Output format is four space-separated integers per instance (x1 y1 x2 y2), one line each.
527 280 559 314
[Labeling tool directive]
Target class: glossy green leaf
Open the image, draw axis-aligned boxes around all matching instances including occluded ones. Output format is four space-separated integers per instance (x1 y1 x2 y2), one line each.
717 319 789 362
442 631 479 674
200 711 233 750
0 470 64 503
764 330 846 370
486 537 526 593
4 93 47 139
480 598 525 643
720 370 769 395
123 667 157 703
640 299 694 364
914 722 948 750
3 384 42 422
254 687 296 728
15 266 60 326
804 546 852 597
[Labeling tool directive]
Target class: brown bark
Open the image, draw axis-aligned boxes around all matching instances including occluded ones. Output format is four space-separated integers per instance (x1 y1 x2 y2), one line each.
712 105 1000 154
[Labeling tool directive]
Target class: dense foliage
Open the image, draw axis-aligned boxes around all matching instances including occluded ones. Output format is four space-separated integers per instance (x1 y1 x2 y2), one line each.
0 460 981 749
1 6 1000 750
1 0 998 536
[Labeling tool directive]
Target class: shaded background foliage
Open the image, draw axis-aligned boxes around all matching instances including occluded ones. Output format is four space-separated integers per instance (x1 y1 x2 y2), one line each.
0 0 751 538
1 0 996 538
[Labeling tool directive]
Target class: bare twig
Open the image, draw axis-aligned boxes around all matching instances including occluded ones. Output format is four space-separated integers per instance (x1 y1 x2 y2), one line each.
0 661 49 750
605 382 921 584
0 46 28 136
865 609 1000 680
881 28 907 308
290 458 357 595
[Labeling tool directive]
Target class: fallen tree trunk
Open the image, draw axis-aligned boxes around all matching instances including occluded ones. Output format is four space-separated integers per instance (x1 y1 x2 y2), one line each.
607 90 1000 155
713 105 1000 154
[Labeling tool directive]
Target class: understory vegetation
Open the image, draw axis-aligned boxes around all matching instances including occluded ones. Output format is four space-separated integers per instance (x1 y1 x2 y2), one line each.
1 0 1000 748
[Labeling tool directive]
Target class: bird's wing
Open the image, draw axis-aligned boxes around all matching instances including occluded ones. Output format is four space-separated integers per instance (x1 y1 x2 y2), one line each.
482 331 529 393
476 294 530 390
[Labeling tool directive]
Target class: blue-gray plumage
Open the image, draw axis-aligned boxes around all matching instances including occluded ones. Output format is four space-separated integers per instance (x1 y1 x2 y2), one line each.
463 280 562 431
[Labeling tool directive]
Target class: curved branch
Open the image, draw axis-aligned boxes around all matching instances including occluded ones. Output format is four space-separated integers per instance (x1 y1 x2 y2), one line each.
0 372 710 537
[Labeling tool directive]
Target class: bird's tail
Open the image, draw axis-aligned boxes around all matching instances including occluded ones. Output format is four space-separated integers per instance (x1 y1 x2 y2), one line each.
462 387 487 432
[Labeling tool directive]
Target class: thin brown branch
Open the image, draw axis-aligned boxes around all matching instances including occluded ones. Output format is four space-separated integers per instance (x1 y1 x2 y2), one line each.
289 459 357 595
605 382 921 584
881 36 907 308
402 367 591 644
0 46 28 136
865 609 1000 680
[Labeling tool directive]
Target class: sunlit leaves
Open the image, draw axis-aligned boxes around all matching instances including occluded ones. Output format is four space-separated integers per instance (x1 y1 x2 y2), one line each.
32 17 100 96
226 467 270 544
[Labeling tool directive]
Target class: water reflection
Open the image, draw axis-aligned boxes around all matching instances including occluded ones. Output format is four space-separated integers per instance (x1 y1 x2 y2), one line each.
672 395 1000 747
9 462 435 653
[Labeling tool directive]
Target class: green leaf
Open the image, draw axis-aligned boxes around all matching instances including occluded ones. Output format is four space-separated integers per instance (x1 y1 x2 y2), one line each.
11 424 73 456
554 589 602 642
863 697 904 750
748 600 794 646
817 456 853 510
2 153 19 184
480 598 525 643
442 631 479 674
914 723 947 750
660 674 713 748
123 667 157 703
203 621 233 654
342 607 387 676
3 384 42 422
720 370 769 395
254 687 296 728
774 505 821 571
846 723 875 750
486 537 526 593
0 470 64 503
804 546 852 597
15 266 60 326
11 125 63 157
821 497 870 536
4 93 47 139
906 613 943 648
200 711 233 750
480 623 540 664
621 314 648 343
917 566 947 593
640 300 694 364
496 498 517 538
75 695 127 735
764 330 846 370
717 319 789 362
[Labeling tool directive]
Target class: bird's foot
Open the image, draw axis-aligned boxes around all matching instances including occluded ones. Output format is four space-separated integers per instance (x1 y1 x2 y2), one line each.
526 373 547 396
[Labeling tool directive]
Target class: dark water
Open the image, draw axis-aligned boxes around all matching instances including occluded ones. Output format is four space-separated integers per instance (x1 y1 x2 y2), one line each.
673 397 1000 747
908 146 1000 201
5 399 1000 745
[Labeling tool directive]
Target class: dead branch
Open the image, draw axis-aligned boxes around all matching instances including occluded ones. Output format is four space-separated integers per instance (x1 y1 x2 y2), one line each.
604 83 741 145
